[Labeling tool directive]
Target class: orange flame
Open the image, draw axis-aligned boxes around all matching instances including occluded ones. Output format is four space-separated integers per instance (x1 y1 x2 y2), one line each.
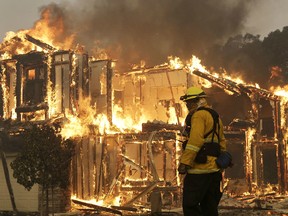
168 56 184 70
28 6 75 50
0 6 76 56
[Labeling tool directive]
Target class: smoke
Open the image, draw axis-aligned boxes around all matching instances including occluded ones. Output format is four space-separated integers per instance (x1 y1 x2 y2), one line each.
38 0 253 70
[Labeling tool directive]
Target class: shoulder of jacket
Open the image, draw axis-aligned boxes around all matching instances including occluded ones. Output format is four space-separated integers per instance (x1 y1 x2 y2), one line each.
198 107 219 115
194 107 220 122
193 108 211 118
196 106 212 113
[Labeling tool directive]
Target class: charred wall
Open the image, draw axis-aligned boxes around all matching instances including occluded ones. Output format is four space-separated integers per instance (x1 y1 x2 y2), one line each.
71 132 181 208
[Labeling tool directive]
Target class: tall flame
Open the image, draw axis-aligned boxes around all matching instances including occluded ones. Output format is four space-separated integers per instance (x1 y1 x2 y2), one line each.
0 5 76 57
28 6 75 50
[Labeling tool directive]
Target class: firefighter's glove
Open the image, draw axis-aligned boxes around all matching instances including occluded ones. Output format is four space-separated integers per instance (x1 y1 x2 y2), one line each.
178 163 190 174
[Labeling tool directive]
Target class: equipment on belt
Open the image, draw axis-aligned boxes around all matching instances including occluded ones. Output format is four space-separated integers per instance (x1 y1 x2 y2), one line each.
216 151 233 168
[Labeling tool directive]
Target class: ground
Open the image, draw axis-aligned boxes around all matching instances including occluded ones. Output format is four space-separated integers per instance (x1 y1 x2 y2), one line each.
1 191 288 216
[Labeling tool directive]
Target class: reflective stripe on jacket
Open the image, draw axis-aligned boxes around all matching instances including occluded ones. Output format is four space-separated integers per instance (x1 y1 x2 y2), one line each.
180 105 227 174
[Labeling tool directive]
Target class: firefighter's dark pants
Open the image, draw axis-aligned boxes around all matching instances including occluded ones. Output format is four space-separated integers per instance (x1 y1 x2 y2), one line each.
182 171 222 216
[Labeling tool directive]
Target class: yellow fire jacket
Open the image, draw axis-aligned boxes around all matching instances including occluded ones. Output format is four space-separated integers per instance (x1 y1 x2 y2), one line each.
180 105 227 174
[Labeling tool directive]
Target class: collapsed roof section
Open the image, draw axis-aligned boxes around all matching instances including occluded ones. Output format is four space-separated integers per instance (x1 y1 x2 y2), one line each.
192 70 280 101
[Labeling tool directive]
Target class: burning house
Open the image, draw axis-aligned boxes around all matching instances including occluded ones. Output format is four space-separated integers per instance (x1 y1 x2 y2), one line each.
0 33 287 215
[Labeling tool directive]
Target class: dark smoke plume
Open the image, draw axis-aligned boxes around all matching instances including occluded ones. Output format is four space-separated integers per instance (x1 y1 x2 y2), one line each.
39 0 252 70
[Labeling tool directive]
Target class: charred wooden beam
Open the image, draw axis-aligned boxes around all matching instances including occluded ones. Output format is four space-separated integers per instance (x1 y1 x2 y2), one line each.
124 65 182 76
142 122 183 133
122 131 177 143
148 131 160 181
24 34 56 51
122 154 153 177
192 70 281 101
123 181 159 207
228 118 255 130
72 198 122 215
246 85 280 101
107 60 113 124
273 100 287 192
103 164 125 201
192 70 244 95
224 131 245 141
15 102 48 113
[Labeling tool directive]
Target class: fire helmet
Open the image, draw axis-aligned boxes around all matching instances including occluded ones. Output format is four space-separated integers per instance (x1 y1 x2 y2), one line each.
180 87 207 102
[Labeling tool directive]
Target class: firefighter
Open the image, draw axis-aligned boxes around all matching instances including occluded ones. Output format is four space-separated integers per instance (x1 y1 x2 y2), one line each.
178 86 227 216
